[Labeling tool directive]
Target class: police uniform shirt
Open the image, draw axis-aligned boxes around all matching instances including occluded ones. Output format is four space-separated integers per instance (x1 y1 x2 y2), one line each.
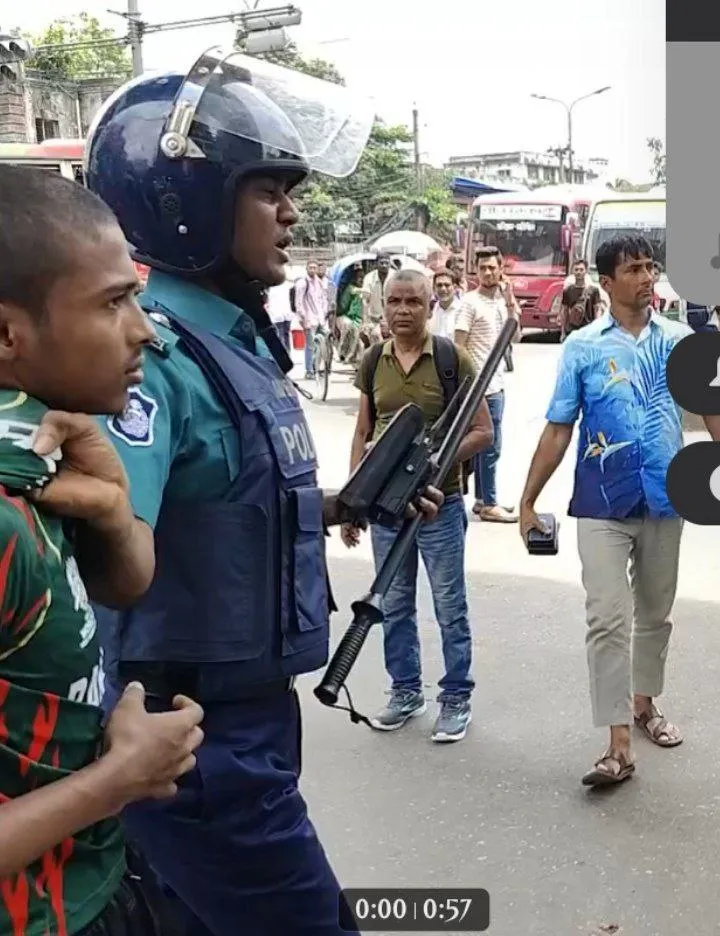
104 271 279 528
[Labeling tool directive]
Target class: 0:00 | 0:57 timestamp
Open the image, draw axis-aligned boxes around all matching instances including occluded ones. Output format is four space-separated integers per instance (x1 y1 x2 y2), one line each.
339 888 490 931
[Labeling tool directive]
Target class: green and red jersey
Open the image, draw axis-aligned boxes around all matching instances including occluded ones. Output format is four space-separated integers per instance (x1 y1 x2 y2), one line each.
0 391 125 936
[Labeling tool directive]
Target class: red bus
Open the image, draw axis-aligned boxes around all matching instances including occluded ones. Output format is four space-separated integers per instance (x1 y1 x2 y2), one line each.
0 139 150 284
465 184 608 333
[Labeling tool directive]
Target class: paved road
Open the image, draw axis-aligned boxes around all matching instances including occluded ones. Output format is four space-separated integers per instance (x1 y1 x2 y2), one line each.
291 335 719 936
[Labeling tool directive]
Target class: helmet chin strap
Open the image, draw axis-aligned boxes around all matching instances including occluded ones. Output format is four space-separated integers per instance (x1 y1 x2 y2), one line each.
215 260 295 375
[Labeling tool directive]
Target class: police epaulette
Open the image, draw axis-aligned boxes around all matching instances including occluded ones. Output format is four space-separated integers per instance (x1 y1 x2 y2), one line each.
148 330 171 358
146 311 176 358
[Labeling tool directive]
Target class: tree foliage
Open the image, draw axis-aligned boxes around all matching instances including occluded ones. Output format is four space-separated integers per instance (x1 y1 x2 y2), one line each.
27 13 131 80
647 137 666 185
252 41 345 86
250 43 455 245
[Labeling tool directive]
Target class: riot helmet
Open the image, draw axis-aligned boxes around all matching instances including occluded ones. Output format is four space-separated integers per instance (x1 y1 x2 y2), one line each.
85 48 374 277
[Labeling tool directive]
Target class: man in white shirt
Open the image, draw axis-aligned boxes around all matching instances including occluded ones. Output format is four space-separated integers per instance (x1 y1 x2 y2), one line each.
429 269 462 338
265 280 294 352
362 252 393 343
455 246 521 522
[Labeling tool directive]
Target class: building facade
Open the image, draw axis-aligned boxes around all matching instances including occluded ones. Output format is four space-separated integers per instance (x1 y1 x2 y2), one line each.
0 71 121 143
445 150 598 188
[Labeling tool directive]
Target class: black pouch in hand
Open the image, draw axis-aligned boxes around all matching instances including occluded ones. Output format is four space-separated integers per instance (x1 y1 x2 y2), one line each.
526 513 559 555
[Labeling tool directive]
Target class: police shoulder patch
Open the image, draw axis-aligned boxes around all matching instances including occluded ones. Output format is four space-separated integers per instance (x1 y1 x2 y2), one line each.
107 387 158 447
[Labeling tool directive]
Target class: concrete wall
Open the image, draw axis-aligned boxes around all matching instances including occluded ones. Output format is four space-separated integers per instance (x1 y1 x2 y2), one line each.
77 79 121 135
0 73 122 143
0 80 28 142
25 77 79 140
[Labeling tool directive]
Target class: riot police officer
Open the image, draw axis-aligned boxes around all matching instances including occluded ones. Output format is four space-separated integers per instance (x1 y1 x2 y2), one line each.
82 50 441 935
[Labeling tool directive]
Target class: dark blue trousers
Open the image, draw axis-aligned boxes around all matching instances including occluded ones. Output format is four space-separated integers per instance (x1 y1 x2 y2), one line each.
105 685 355 936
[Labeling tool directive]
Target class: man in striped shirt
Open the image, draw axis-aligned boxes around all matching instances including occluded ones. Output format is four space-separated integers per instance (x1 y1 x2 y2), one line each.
455 246 521 522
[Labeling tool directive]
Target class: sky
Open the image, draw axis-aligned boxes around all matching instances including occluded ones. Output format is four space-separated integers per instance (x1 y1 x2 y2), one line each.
18 0 665 183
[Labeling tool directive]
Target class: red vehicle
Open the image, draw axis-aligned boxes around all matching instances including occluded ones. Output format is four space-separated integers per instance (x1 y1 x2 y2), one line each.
0 139 150 284
465 184 607 332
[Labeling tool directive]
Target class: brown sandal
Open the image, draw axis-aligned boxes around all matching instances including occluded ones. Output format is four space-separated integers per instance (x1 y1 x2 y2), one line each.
634 708 683 747
582 750 635 787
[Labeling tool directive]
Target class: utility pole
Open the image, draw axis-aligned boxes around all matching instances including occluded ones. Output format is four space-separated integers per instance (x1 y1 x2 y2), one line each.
100 5 303 78
412 104 420 178
412 104 423 231
127 0 144 77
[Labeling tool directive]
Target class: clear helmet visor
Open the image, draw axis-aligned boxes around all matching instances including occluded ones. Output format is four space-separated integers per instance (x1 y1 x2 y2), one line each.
162 48 375 178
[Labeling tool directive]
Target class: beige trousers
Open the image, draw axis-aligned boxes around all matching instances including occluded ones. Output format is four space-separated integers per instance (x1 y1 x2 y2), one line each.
576 517 683 728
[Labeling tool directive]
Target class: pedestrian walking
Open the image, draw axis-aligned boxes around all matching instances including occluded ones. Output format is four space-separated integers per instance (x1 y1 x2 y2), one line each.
362 252 392 344
295 259 330 378
429 269 462 338
266 281 294 353
519 235 720 787
455 246 522 522
559 259 602 340
342 270 493 742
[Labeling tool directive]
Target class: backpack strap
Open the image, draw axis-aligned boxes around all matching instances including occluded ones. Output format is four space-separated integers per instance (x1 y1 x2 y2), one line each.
431 334 460 408
365 335 459 431
364 340 386 430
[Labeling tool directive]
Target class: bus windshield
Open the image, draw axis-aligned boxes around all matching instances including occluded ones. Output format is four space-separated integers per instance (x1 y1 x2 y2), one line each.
469 202 567 276
585 200 666 273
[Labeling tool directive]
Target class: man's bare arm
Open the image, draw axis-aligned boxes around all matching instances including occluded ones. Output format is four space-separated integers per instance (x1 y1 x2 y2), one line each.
350 393 374 471
0 755 132 876
455 397 493 463
454 328 469 348
703 414 720 441
75 513 155 608
31 412 155 608
521 422 574 508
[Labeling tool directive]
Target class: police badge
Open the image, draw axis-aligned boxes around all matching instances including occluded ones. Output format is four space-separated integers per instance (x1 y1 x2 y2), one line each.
107 388 158 447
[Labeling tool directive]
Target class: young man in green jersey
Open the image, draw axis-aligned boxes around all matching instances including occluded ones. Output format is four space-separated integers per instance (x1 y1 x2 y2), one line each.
0 165 205 936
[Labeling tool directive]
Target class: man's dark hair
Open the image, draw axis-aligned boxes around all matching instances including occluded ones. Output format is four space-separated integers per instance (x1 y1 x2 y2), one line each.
573 258 588 268
376 251 391 262
433 269 454 286
595 235 653 278
0 166 119 317
475 245 502 263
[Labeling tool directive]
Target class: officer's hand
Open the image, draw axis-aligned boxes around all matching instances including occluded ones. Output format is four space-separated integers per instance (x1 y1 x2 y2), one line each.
340 522 362 548
407 485 444 523
519 502 547 545
103 682 205 805
30 411 130 532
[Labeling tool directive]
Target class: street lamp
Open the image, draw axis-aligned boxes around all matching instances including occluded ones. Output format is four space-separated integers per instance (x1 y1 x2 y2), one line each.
531 86 611 183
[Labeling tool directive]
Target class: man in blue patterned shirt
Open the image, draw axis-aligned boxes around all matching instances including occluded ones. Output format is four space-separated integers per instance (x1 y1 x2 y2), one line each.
519 235 720 787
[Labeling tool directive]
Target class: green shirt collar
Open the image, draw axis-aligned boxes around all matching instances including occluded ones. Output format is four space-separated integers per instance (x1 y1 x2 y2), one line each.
141 271 274 359
0 390 60 492
143 271 242 335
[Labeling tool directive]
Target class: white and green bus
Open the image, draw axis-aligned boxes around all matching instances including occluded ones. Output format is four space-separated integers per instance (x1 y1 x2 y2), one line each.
582 189 681 319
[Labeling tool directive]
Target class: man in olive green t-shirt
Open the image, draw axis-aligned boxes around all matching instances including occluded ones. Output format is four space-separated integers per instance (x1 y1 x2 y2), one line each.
342 269 493 744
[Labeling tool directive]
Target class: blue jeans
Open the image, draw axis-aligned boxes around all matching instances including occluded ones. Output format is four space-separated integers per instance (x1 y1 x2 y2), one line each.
370 495 473 701
275 320 291 353
474 390 504 506
304 327 318 374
